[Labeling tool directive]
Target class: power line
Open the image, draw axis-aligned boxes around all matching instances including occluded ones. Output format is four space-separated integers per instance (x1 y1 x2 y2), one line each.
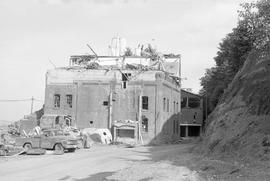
33 98 44 102
0 97 44 115
0 98 44 102
0 99 31 102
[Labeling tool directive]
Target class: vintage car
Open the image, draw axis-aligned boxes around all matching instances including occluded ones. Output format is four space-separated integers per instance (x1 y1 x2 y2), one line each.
15 129 78 152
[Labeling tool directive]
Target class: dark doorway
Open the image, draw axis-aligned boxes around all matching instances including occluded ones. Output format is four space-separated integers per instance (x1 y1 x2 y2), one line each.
188 126 200 137
180 126 186 137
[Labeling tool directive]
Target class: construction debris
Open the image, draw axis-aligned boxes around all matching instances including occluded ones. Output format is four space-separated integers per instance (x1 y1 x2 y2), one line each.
81 128 112 145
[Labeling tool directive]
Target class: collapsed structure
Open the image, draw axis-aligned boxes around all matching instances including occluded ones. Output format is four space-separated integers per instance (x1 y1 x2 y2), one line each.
40 43 204 144
42 54 182 143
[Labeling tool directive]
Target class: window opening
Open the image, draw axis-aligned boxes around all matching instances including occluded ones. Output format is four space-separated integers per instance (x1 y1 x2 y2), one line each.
188 97 200 108
181 97 187 108
142 96 148 110
55 116 60 125
142 116 148 132
122 73 131 81
66 94 72 108
54 94 60 108
193 112 197 123
163 98 166 111
123 81 127 89
64 115 72 126
122 73 131 89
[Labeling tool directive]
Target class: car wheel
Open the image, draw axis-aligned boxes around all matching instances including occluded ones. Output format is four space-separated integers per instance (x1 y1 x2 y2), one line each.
54 143 64 154
24 143 32 151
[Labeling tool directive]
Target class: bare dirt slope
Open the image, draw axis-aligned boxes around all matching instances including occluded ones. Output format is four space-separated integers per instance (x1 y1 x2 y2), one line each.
199 51 270 162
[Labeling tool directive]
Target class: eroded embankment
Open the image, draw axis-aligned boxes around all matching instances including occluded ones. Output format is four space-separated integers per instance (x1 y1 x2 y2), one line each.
198 51 270 161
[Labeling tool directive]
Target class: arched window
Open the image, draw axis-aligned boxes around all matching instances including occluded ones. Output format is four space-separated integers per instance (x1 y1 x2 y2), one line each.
55 116 60 125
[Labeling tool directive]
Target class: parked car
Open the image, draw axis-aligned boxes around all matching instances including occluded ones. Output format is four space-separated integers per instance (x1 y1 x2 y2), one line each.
15 129 78 153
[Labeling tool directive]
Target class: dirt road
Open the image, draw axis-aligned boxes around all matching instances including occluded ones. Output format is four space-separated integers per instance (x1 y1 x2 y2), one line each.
0 144 203 181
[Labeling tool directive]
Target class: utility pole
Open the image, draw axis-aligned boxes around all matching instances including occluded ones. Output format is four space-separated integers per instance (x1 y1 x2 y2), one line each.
108 91 113 130
30 96 34 114
138 89 144 145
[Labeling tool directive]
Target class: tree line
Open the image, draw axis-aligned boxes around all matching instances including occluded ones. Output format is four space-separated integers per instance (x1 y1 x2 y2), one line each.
200 0 270 115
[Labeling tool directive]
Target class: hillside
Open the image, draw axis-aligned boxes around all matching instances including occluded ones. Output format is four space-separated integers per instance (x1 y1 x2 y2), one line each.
200 51 270 161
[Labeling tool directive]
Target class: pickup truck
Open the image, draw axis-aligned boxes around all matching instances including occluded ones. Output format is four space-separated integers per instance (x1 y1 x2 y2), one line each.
15 129 78 153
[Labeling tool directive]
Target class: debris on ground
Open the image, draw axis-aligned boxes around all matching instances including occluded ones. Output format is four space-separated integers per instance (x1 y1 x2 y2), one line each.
81 128 112 145
0 133 24 156
26 148 46 155
45 150 64 155
107 161 202 181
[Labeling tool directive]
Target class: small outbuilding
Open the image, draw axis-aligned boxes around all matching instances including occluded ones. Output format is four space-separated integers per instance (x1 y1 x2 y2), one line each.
180 90 203 137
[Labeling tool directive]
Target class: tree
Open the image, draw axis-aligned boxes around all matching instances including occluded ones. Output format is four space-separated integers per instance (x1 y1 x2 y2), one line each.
239 0 270 57
124 47 133 56
200 3 256 114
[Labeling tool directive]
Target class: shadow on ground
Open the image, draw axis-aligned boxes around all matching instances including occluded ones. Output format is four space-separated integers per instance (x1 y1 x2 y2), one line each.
71 171 153 181
73 172 115 181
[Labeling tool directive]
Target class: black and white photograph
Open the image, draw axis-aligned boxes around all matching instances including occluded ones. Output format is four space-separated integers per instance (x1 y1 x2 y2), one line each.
0 0 270 180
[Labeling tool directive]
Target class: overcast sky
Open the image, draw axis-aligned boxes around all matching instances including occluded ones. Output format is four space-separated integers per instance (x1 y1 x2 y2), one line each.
0 0 251 121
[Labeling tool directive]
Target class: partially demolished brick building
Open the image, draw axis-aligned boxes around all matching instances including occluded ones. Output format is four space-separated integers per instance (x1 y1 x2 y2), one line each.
42 55 182 143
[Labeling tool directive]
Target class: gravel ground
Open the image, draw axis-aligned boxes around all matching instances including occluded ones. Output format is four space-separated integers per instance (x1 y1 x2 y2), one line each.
0 143 269 181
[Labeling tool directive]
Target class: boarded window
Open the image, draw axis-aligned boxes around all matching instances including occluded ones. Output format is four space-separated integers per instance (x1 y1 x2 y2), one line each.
181 97 187 108
54 94 60 108
66 95 72 108
173 101 176 113
142 96 148 110
142 116 148 132
188 97 200 108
